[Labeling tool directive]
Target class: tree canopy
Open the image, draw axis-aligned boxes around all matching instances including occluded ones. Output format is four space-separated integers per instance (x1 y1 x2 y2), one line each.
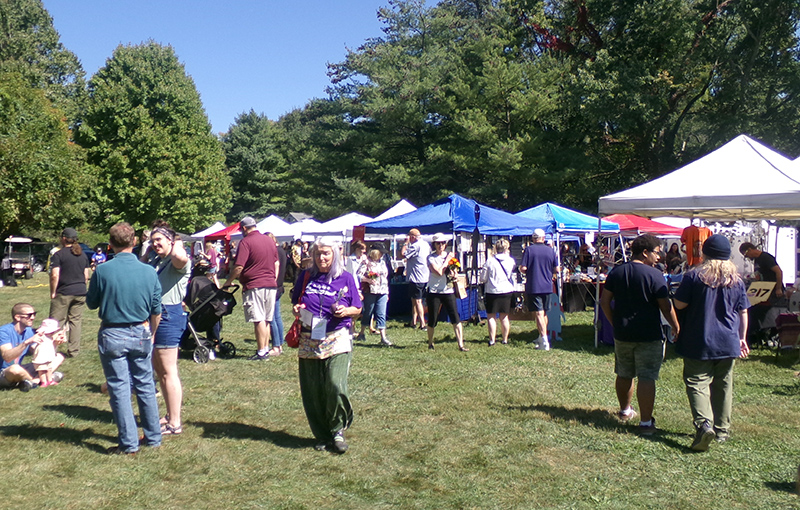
0 71 86 233
76 42 232 232
225 0 800 218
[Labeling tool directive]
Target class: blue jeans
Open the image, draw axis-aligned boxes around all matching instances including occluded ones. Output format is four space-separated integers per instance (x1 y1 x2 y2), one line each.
98 325 162 452
270 292 284 347
361 293 388 329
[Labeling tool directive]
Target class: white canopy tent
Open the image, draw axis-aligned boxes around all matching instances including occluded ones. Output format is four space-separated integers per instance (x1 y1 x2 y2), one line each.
371 199 417 222
598 135 800 220
302 212 373 240
595 134 800 347
190 221 225 240
229 215 294 243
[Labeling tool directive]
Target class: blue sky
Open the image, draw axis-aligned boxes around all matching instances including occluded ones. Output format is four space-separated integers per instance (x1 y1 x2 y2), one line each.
42 0 391 134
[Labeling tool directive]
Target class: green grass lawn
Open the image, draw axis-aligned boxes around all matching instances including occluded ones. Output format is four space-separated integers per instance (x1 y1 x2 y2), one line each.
1 273 799 509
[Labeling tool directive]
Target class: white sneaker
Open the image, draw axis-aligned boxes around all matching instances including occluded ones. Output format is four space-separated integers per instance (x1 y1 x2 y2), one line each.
535 339 550 351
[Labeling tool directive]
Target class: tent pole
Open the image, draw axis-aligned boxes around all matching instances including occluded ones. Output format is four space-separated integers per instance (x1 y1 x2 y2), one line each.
594 217 602 348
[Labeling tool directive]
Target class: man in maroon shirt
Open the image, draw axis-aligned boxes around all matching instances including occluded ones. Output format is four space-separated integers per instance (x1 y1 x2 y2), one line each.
223 217 280 360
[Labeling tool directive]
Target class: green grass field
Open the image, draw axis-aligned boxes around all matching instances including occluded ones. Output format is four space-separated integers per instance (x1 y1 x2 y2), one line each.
1 273 799 510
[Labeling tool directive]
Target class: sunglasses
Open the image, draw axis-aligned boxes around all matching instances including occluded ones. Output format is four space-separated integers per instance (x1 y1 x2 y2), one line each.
17 312 36 318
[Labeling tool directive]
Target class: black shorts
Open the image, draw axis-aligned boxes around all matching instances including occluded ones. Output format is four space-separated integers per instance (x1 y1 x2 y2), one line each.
485 292 513 315
408 282 427 300
426 293 460 327
527 293 549 312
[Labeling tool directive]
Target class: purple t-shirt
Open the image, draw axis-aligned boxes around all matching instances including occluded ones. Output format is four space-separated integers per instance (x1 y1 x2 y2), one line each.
674 270 750 360
520 243 557 295
235 231 278 291
291 269 363 333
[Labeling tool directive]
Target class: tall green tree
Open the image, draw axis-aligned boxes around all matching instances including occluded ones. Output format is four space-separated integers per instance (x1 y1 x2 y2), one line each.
223 110 290 219
76 42 231 232
0 0 86 124
0 71 86 233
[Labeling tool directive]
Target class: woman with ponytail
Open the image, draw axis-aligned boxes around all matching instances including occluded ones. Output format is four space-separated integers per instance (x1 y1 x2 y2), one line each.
49 228 90 357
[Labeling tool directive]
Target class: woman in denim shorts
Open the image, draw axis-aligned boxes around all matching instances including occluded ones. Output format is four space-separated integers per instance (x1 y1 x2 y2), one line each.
148 220 190 436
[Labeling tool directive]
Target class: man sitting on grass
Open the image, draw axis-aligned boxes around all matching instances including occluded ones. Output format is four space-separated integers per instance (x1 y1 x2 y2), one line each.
0 303 65 391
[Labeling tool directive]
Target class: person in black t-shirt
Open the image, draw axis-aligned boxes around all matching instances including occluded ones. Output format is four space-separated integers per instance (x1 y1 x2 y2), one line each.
600 234 679 435
738 242 784 299
49 228 90 357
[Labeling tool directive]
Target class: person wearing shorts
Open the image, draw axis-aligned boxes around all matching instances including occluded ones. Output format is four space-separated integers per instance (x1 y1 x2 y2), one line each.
401 228 430 330
600 234 679 435
0 303 65 391
223 216 279 361
480 239 516 346
519 229 558 351
148 220 190 436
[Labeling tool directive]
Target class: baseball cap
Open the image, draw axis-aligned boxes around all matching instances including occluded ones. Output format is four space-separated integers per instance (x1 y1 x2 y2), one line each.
240 216 257 228
533 228 546 238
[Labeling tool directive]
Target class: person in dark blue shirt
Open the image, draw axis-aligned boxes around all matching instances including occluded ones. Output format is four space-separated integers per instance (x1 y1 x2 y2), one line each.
674 234 750 452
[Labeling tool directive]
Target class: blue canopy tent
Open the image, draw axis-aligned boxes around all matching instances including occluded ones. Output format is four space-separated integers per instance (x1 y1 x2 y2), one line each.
515 202 620 234
363 194 552 236
362 194 551 323
516 203 620 329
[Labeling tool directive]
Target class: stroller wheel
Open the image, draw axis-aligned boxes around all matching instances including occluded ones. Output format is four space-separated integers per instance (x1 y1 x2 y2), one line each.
219 341 236 359
193 345 210 364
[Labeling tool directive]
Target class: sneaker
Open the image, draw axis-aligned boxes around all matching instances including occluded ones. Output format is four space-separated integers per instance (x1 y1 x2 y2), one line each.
535 339 550 351
715 431 729 444
331 431 349 454
208 350 217 361
268 346 282 357
617 409 637 422
247 352 270 361
52 371 64 383
638 417 657 436
380 337 393 347
107 446 137 455
691 422 715 451
20 380 38 392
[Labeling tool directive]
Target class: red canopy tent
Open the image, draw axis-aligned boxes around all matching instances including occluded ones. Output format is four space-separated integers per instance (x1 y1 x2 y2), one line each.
601 214 683 237
204 223 241 242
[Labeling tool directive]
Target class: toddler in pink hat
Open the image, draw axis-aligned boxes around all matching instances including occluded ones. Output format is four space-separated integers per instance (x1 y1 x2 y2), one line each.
32 319 61 387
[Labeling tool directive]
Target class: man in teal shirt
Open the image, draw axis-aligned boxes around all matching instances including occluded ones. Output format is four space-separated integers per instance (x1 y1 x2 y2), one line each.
87 222 163 454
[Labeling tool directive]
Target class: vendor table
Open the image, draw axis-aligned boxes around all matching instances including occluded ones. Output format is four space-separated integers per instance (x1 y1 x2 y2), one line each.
563 281 599 313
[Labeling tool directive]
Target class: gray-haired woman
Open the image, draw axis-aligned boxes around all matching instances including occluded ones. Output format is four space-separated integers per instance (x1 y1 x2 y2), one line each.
291 238 362 454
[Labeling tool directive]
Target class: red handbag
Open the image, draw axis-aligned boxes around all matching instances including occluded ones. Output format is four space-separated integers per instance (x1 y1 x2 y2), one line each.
285 272 311 348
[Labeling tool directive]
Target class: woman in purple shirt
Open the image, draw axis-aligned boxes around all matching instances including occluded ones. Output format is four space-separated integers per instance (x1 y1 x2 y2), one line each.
291 238 362 454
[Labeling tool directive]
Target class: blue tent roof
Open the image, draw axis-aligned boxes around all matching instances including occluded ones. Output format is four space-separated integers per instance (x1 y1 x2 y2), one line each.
516 202 619 233
362 194 552 236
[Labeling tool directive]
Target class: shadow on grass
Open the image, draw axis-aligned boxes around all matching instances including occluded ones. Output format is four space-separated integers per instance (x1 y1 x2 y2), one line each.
354 342 408 350
43 404 114 423
77 382 104 394
513 403 693 452
0 425 114 453
764 480 797 494
191 420 316 449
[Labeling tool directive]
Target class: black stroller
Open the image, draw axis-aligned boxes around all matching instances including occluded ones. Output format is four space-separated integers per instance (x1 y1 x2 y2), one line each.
181 271 239 363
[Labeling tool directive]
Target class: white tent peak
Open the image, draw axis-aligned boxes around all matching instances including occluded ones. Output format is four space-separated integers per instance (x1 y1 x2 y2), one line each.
372 199 417 222
598 134 800 220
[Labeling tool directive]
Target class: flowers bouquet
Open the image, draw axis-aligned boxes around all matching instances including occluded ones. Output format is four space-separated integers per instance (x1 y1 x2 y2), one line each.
446 257 460 284
367 270 379 280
